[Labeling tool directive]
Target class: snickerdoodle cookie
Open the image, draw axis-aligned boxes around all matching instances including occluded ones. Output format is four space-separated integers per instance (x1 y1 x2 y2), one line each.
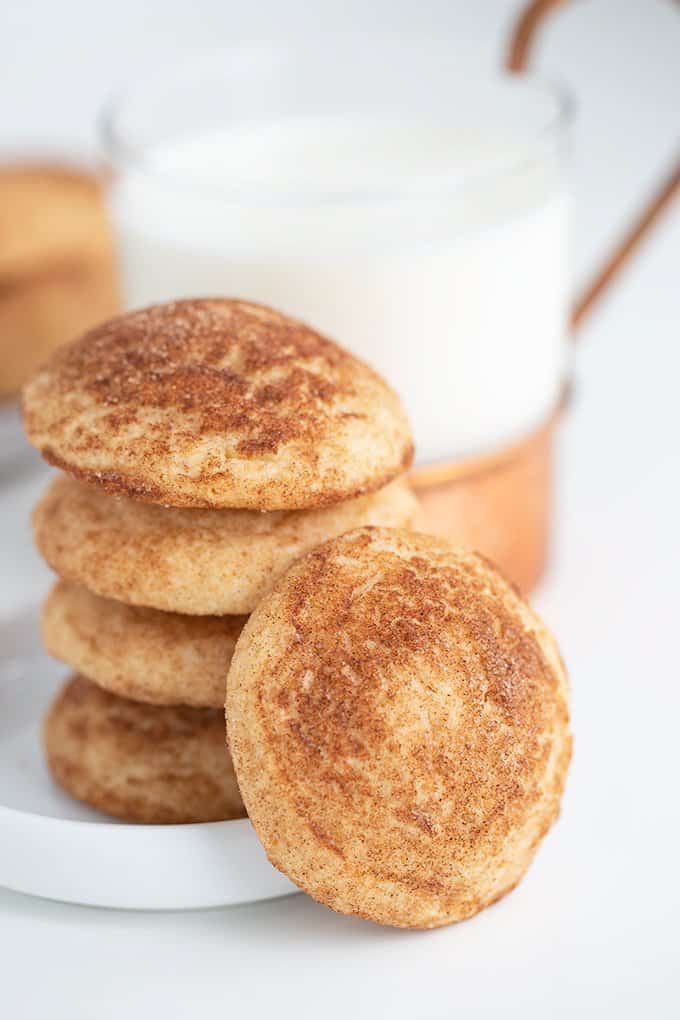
0 164 114 281
22 299 413 509
44 676 245 824
42 581 245 708
227 527 571 929
0 165 118 397
33 473 421 615
0 264 119 398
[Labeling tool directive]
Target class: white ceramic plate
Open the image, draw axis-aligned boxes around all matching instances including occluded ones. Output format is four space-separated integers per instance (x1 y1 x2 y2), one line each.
0 607 296 910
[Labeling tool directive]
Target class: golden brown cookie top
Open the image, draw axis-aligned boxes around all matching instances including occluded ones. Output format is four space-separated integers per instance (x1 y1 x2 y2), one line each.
227 527 571 928
22 299 414 510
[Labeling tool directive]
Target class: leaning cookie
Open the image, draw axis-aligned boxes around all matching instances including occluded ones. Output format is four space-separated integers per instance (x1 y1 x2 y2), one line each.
22 298 413 510
44 676 245 824
227 527 571 929
42 581 245 708
33 473 421 615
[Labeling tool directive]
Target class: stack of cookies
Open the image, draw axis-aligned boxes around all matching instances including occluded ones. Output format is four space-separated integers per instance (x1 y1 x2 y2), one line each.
21 297 571 930
22 299 418 825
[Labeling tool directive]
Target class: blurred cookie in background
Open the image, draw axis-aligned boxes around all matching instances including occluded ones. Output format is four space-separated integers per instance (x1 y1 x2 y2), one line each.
0 261 119 398
0 164 119 399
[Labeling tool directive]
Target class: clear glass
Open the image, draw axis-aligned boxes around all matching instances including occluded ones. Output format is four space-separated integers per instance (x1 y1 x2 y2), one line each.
101 40 572 466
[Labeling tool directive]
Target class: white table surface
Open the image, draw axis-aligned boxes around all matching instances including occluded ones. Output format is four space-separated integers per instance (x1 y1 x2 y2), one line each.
1 3 680 1017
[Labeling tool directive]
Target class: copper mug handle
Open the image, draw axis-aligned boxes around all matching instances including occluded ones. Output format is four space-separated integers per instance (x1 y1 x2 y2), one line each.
507 0 680 334
410 5 679 591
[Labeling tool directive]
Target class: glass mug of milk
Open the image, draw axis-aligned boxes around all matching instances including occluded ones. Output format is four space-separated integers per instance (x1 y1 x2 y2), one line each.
101 40 571 590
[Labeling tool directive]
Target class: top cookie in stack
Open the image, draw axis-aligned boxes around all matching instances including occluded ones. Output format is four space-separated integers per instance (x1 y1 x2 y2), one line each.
24 299 419 625
23 298 413 510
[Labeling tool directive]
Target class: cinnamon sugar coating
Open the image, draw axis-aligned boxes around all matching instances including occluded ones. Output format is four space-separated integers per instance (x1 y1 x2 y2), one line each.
33 473 421 615
43 581 245 708
44 675 245 824
227 527 571 929
22 299 413 509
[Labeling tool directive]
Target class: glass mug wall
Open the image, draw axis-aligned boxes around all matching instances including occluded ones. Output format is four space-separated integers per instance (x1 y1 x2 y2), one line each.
101 41 570 471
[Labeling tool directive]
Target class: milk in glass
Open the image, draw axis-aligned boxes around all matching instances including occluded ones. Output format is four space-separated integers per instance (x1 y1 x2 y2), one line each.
109 114 568 465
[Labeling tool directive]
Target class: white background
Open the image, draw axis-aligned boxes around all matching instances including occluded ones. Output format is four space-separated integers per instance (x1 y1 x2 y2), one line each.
1 1 679 1017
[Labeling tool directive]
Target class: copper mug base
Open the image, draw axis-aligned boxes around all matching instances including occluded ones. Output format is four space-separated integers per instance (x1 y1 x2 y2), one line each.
410 407 561 594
